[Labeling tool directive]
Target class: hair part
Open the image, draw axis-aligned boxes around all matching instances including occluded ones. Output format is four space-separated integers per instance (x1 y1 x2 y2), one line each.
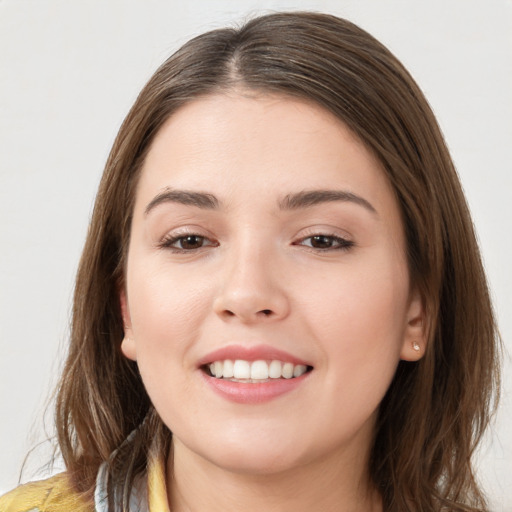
55 12 500 511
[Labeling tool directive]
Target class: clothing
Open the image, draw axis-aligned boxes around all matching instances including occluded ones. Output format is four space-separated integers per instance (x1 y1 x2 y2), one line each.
0 455 169 512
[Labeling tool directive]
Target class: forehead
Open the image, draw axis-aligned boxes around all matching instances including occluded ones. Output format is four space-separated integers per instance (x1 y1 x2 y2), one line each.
136 92 397 217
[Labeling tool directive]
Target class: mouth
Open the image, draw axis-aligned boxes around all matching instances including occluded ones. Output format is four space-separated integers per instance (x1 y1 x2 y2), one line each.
202 359 313 383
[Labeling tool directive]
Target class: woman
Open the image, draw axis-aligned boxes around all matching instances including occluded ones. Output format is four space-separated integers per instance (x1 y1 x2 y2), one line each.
0 11 500 512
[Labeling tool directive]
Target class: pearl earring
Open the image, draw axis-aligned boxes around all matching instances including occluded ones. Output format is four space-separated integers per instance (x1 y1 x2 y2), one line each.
412 341 421 352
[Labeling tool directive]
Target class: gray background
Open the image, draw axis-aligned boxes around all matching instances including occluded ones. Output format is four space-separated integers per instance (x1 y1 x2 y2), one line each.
1 0 511 508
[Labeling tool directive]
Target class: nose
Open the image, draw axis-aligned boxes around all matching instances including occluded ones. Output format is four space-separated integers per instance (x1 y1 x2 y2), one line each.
213 247 290 324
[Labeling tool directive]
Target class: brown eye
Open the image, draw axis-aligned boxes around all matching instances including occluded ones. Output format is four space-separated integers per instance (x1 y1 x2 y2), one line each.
160 233 217 252
297 234 354 251
309 235 335 249
178 235 205 250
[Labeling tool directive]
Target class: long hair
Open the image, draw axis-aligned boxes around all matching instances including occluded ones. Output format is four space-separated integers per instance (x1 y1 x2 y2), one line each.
55 12 500 511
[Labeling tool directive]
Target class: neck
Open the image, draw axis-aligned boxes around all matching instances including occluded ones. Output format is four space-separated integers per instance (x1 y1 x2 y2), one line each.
167 438 382 512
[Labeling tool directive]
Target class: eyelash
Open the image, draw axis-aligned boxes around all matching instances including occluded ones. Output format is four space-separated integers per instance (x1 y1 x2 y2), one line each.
159 233 218 252
294 234 354 252
159 232 354 253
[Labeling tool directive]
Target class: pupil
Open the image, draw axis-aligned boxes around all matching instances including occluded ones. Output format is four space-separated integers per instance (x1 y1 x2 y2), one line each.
311 235 332 248
182 235 203 249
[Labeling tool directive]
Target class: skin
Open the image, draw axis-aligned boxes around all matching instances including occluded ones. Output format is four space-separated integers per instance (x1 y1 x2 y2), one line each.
120 92 426 512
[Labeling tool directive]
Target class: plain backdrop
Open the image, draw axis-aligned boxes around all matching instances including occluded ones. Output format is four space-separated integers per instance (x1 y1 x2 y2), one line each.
1 0 511 508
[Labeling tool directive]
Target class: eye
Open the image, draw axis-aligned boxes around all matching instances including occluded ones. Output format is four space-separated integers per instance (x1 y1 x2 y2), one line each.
160 233 218 252
296 234 354 251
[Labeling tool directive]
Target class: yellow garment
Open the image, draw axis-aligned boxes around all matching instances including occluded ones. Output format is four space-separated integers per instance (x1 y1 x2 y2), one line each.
0 455 170 512
147 456 170 512
0 473 92 512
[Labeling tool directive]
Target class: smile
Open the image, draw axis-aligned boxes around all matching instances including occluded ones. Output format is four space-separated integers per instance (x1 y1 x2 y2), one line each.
207 359 310 381
198 345 313 403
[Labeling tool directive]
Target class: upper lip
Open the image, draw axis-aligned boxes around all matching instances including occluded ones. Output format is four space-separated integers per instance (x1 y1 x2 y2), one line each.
197 344 311 367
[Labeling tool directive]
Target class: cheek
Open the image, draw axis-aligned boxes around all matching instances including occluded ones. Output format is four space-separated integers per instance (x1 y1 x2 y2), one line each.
126 262 213 362
301 257 409 370
126 265 213 423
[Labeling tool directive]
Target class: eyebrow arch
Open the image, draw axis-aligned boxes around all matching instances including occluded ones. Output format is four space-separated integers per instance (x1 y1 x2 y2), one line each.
145 188 219 215
279 189 377 215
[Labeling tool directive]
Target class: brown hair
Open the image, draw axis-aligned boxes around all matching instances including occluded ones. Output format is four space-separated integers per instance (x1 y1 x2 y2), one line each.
55 11 500 511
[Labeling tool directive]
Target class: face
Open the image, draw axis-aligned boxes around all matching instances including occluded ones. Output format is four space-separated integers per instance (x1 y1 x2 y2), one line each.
121 92 425 475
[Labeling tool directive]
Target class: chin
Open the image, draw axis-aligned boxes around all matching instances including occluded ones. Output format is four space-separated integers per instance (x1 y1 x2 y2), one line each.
174 426 312 476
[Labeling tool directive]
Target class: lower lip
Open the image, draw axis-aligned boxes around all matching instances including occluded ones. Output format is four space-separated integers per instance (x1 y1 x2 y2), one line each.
200 371 311 404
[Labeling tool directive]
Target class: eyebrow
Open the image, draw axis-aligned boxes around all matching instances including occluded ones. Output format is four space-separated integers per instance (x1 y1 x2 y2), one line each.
279 189 377 215
145 189 219 215
144 188 377 216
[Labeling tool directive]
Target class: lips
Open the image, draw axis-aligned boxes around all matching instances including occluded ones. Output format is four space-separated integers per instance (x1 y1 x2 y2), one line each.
198 345 313 403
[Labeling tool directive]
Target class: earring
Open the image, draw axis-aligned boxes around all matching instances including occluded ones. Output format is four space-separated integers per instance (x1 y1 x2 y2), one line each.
412 341 421 352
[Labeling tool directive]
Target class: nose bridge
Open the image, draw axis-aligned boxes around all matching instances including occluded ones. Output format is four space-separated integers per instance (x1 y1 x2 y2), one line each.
213 229 289 322
231 239 273 295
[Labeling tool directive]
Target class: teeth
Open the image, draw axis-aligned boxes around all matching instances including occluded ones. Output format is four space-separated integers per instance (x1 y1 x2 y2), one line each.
214 361 223 378
207 359 309 381
268 360 282 379
222 359 234 378
293 364 307 377
251 360 269 379
233 360 250 379
282 362 294 379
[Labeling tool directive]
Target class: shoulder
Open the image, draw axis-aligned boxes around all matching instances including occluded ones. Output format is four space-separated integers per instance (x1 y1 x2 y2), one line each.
0 473 93 512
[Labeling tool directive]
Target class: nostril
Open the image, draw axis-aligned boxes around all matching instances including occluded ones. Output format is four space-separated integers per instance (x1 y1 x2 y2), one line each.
260 309 272 316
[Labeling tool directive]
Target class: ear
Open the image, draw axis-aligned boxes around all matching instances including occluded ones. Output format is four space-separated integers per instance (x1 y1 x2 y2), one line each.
120 287 137 361
400 287 427 362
